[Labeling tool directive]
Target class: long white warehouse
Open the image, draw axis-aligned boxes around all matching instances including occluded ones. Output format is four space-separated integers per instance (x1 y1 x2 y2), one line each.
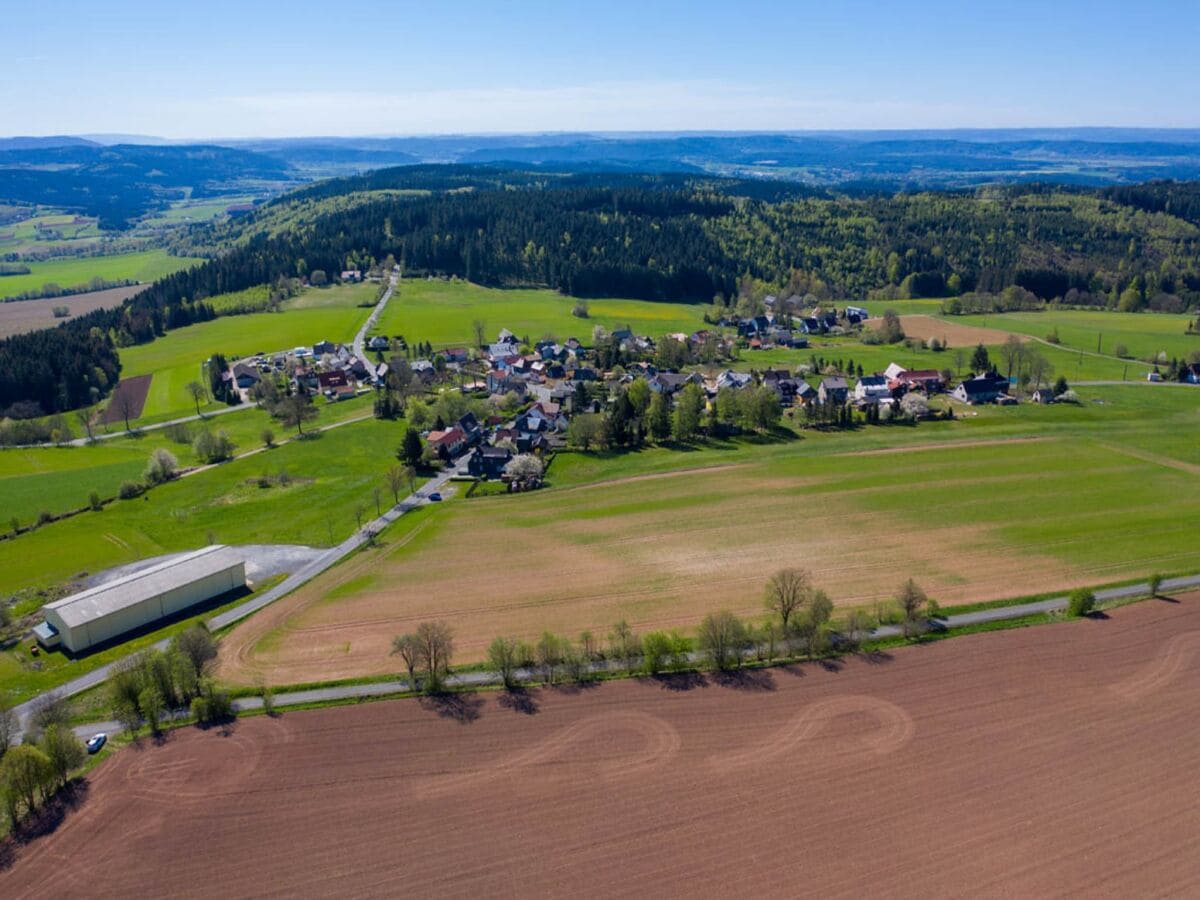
35 545 246 654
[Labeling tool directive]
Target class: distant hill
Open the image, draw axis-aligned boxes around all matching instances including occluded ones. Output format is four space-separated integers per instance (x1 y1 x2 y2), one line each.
0 143 297 228
0 135 97 151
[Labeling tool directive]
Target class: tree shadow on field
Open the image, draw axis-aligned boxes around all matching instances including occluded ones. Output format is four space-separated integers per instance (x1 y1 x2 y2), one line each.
551 679 601 696
420 692 483 724
1084 610 1111 620
1154 594 1181 604
497 687 540 715
0 779 91 872
861 649 895 665
713 668 776 692
651 671 708 692
818 657 845 673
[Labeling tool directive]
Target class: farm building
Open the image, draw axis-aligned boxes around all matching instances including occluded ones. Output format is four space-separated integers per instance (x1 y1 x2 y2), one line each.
33 545 246 654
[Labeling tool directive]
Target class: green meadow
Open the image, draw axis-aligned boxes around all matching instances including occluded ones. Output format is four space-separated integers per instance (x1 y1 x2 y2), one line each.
0 249 201 299
118 283 372 422
372 277 709 347
956 309 1200 363
0 416 413 595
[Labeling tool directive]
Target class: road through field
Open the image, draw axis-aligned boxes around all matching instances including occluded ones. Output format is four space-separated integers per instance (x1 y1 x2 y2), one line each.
6 595 1200 897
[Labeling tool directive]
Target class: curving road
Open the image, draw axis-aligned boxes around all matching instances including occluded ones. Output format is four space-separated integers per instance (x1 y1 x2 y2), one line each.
352 265 400 380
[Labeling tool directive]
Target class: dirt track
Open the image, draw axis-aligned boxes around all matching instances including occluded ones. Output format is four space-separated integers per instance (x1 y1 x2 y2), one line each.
6 595 1200 897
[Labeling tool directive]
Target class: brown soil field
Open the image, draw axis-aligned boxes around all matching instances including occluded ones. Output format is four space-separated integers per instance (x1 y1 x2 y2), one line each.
873 314 1027 348
6 596 1200 897
98 374 152 425
0 285 145 339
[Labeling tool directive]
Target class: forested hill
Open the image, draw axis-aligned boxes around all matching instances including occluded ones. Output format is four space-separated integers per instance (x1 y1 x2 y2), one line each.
5 169 1200 417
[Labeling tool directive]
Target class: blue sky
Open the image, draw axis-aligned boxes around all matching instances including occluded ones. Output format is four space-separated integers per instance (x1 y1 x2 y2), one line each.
3 0 1198 137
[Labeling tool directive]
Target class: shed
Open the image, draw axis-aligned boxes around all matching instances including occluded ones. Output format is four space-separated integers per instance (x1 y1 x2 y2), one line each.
37 546 246 654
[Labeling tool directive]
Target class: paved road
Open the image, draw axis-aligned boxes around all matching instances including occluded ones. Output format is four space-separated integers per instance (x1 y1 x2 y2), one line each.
352 266 399 380
63 573 1200 740
14 462 467 734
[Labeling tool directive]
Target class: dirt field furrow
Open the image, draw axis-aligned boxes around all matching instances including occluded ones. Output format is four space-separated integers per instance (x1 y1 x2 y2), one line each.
5 595 1200 897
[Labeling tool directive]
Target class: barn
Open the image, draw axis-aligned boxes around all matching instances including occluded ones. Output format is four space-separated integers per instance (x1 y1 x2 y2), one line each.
34 545 246 654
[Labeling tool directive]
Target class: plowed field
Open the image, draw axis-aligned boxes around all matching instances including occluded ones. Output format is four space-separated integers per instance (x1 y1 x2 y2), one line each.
5 595 1200 897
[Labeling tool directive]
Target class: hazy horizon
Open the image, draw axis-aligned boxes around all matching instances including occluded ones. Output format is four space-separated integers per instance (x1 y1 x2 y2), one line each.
3 0 1198 139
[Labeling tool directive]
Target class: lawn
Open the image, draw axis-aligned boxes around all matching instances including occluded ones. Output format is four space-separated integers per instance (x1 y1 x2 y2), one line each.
118 284 371 422
0 250 201 299
0 416 412 595
218 383 1200 686
955 309 1200 365
372 277 709 348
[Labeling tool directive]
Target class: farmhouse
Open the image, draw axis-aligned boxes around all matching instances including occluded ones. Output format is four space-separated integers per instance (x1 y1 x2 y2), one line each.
232 362 260 389
33 545 245 654
468 445 512 479
952 373 1010 404
853 375 890 404
427 426 467 458
818 376 848 405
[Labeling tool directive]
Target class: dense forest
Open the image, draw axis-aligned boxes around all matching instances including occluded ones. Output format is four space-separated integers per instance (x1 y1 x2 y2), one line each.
3 168 1200 416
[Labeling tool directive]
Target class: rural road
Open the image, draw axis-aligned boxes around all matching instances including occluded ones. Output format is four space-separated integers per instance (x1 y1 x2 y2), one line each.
351 265 399 379
58 573 1200 741
13 461 467 735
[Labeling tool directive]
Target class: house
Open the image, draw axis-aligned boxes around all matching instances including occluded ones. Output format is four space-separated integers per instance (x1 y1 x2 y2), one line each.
443 347 470 364
317 370 351 391
762 370 799 404
845 305 869 320
611 328 634 345
952 373 1010 404
794 381 816 405
1030 388 1056 404
232 362 261 389
487 370 527 395
649 371 701 395
853 375 891 404
516 432 551 454
411 360 436 383
348 358 370 380
714 370 753 391
312 340 337 357
818 376 849 405
368 336 390 352
340 269 363 283
458 412 482 445
890 369 946 394
426 426 467 458
496 328 518 345
329 383 357 402
468 445 512 479
1186 363 1200 385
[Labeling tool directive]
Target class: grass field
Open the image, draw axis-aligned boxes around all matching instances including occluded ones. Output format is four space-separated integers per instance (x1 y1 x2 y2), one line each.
0 211 103 256
218 384 1200 687
118 283 371 422
0 250 201 299
372 278 709 347
0 416 412 596
1 392 376 524
956 309 1200 364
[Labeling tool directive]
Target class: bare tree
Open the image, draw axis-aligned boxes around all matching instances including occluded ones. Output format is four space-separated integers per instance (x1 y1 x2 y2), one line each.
172 624 218 682
471 319 486 349
415 621 454 692
697 610 748 671
897 579 929 638
373 486 383 517
114 388 137 433
27 691 70 740
403 465 417 495
765 568 811 633
277 393 318 435
385 465 406 504
608 619 641 673
391 633 421 691
999 334 1025 380
74 408 96 442
185 380 208 416
536 632 564 684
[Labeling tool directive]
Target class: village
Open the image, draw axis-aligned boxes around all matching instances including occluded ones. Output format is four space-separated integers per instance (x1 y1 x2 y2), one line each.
209 298 1077 497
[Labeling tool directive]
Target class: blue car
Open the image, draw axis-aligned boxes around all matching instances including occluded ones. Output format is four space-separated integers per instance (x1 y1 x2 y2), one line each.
86 733 107 754
428 492 443 502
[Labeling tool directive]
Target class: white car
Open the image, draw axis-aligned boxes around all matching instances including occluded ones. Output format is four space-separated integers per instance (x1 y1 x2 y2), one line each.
86 732 107 754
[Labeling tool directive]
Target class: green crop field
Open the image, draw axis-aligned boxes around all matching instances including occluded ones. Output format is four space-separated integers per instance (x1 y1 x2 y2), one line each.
955 309 1200 364
372 277 709 347
0 416 413 595
118 284 371 422
0 249 201 299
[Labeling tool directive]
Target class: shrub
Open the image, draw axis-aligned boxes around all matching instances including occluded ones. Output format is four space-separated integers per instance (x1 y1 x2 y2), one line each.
572 299 589 318
88 491 103 511
1057 389 1079 403
164 422 192 444
37 510 53 526
1113 343 1130 359
118 480 145 500
1066 588 1096 617
143 448 179 485
1149 573 1164 597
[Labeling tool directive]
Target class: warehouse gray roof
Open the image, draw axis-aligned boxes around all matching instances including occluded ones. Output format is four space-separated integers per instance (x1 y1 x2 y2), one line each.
43 545 245 629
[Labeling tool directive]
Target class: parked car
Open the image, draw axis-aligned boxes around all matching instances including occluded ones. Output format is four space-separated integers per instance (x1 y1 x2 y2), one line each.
86 733 107 754
428 492 443 502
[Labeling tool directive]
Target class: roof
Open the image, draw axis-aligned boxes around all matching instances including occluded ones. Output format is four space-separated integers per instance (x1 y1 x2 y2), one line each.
44 545 244 629
821 376 848 389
